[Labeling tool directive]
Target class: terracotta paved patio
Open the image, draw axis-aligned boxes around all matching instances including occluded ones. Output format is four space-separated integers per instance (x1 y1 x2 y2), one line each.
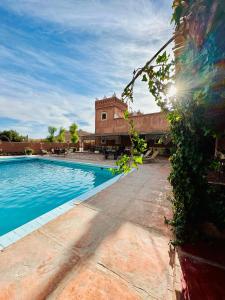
0 161 179 299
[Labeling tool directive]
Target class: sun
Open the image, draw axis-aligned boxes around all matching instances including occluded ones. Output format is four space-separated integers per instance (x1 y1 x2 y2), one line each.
167 85 177 98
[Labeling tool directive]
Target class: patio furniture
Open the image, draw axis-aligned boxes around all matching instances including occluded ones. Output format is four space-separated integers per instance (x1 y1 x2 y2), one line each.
103 146 126 160
103 148 116 160
64 148 74 156
124 147 131 155
54 148 60 155
40 149 48 155
143 149 159 163
113 146 126 160
103 148 110 159
144 148 153 158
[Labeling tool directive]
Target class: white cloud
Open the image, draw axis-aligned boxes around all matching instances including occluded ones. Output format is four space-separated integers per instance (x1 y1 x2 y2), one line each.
0 0 174 137
0 73 95 137
1 0 172 35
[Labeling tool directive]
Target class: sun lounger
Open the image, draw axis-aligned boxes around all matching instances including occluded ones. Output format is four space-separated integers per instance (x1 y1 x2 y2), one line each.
143 149 159 163
64 148 74 156
40 149 48 155
144 148 153 158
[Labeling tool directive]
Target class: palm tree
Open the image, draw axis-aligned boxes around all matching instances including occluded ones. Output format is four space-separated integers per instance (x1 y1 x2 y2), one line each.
69 123 79 144
57 127 66 143
47 126 57 142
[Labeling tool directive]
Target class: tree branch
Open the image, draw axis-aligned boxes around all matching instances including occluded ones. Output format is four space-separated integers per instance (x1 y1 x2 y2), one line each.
123 36 175 93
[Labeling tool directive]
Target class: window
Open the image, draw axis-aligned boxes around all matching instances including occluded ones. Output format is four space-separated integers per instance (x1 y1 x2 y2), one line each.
101 112 107 120
101 138 106 144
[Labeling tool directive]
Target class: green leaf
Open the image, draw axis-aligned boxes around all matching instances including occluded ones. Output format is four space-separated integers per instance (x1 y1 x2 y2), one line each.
142 74 148 82
123 110 129 120
156 51 167 64
171 1 183 26
134 156 143 164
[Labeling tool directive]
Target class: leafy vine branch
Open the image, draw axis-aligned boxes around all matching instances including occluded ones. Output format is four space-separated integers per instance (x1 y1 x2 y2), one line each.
122 36 175 102
113 38 176 174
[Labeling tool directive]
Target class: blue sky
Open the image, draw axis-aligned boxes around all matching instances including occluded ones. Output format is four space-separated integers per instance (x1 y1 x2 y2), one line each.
0 0 173 138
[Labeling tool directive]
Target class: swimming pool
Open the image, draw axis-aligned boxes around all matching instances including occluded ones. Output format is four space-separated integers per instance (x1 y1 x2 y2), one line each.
0 157 119 241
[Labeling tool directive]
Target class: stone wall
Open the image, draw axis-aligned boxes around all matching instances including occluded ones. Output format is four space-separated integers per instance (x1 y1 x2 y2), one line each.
0 142 78 155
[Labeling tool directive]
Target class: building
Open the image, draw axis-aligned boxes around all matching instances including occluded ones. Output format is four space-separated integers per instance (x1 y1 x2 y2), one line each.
82 96 170 150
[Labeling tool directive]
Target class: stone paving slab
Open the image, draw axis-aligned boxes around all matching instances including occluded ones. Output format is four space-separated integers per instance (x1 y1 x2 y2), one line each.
120 199 172 237
0 161 173 300
48 262 145 300
91 222 173 299
0 229 80 300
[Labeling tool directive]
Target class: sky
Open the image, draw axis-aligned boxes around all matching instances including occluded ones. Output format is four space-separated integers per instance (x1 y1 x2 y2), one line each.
0 0 173 138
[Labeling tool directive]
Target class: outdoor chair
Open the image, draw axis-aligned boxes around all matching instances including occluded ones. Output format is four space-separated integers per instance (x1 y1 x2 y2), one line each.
64 148 74 156
103 148 109 159
113 146 126 160
144 148 153 158
40 149 48 155
143 149 159 163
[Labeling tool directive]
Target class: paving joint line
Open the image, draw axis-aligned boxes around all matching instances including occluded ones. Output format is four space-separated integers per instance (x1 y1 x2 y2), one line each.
97 262 158 299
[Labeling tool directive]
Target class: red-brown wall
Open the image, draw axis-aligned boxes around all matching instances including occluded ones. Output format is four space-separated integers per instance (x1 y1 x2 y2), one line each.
95 97 128 134
113 113 169 134
95 97 169 135
0 142 78 155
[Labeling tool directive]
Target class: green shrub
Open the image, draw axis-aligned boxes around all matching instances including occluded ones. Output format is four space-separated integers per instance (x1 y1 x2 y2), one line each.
24 148 33 155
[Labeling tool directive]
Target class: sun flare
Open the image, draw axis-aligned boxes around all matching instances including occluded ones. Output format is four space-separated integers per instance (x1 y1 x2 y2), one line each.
167 85 177 98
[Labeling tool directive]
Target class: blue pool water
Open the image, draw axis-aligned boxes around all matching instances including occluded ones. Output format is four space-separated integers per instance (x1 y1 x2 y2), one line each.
0 157 115 236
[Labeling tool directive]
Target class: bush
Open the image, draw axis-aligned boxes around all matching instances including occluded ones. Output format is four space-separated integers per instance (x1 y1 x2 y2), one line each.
24 148 33 155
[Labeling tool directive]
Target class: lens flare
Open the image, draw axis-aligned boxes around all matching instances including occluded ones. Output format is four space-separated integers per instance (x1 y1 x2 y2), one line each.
167 85 177 98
